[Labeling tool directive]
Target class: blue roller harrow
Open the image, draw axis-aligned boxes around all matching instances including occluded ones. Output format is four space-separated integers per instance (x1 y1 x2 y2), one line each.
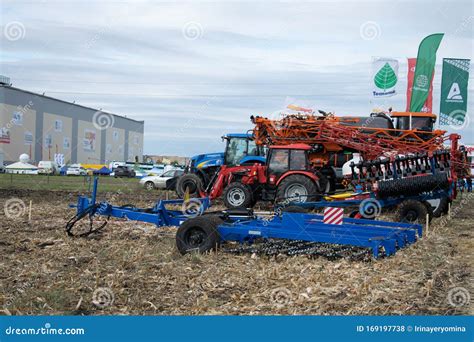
67 178 423 258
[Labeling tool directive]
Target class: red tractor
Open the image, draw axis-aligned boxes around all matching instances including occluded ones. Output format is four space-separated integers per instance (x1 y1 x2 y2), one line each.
214 144 322 208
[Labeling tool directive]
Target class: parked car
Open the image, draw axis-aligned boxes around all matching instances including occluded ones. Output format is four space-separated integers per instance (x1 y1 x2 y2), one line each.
139 169 184 190
113 165 136 178
66 164 87 176
37 161 59 175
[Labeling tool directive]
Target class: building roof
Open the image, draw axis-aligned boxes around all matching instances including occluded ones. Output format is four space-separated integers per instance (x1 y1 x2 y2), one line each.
0 84 144 124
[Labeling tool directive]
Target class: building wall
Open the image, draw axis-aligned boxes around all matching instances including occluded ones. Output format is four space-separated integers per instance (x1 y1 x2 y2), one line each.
0 86 144 164
127 131 144 162
105 127 125 162
0 103 36 162
42 112 73 162
76 121 102 163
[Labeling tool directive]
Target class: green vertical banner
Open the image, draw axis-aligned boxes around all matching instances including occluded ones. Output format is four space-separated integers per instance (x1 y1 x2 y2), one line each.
439 58 470 127
409 33 444 112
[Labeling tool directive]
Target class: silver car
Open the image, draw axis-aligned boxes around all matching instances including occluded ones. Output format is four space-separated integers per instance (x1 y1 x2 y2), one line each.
140 169 184 190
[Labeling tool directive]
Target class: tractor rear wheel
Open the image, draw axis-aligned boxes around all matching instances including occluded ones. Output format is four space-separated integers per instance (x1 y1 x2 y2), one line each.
223 182 253 209
395 199 429 224
276 175 320 203
176 216 220 255
176 173 204 198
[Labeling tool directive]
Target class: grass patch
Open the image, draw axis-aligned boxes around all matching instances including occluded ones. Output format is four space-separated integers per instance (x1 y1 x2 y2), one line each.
0 173 143 193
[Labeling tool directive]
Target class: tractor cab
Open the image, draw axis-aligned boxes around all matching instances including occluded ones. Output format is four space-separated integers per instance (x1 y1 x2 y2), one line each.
391 112 436 132
223 133 266 166
266 144 312 185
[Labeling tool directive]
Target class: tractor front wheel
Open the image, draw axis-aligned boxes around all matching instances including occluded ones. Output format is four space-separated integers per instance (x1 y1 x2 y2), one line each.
276 175 319 204
223 182 254 209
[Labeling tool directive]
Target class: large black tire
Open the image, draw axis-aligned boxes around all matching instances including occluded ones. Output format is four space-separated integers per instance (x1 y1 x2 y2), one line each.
395 199 429 224
316 171 336 194
276 174 319 203
176 216 220 255
176 173 204 198
426 197 449 217
223 182 253 209
423 201 434 222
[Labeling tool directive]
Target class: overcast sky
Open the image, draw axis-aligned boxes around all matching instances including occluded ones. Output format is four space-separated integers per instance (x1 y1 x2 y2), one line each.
1 0 473 156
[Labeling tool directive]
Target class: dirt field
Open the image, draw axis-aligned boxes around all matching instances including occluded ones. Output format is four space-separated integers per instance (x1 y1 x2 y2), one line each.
0 187 472 316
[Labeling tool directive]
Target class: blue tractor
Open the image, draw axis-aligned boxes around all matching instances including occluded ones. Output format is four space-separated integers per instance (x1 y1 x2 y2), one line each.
176 133 266 198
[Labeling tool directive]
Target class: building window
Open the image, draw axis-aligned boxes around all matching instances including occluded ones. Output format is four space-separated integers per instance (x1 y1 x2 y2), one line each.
55 120 63 132
63 137 70 149
113 130 119 141
45 134 52 148
24 131 33 145
0 128 10 143
13 112 23 125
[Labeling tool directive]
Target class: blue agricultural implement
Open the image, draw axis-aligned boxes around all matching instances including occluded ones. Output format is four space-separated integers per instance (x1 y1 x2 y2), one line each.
176 210 422 258
67 177 425 258
66 178 210 237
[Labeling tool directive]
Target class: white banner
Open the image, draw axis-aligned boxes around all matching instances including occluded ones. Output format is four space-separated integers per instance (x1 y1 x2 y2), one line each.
372 58 399 97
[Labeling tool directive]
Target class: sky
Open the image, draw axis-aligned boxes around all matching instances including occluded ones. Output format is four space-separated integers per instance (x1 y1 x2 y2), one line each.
1 0 473 157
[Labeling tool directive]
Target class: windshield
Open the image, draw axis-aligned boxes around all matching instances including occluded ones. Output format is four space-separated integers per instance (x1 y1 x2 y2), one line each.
395 116 433 131
225 138 248 166
162 170 175 177
268 149 289 176
411 117 433 131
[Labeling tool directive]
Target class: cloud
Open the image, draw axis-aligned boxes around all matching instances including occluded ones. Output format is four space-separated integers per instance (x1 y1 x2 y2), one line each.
1 0 473 156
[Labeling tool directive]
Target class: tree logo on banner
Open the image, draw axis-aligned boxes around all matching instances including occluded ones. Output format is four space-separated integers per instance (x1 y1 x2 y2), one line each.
374 63 397 89
447 82 463 102
415 74 428 88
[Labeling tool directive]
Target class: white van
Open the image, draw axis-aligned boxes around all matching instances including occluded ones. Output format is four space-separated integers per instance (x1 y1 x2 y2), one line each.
38 161 59 175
